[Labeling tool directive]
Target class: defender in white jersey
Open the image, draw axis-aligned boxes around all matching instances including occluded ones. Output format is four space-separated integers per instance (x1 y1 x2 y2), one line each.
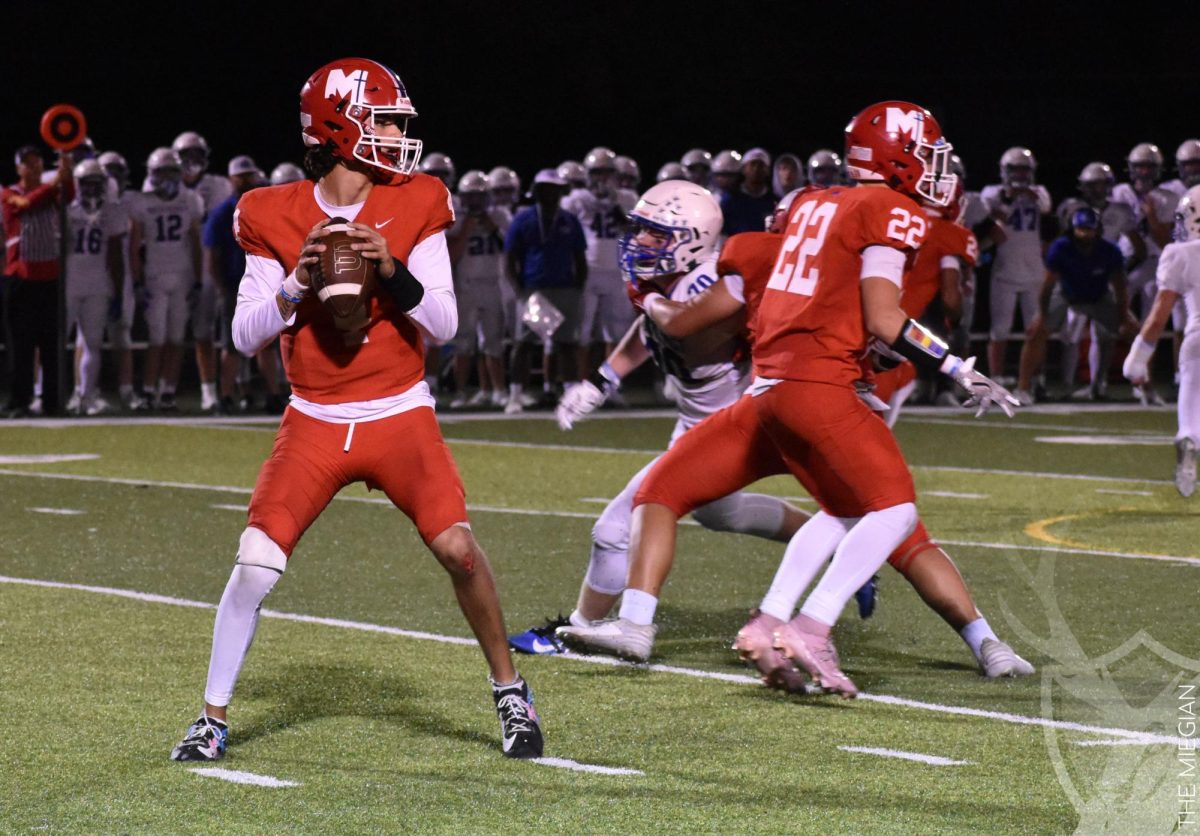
981 147 1053 380
1162 140 1200 198
169 132 235 411
65 160 126 414
562 147 640 370
447 170 512 408
129 147 204 409
509 181 805 654
1124 184 1200 496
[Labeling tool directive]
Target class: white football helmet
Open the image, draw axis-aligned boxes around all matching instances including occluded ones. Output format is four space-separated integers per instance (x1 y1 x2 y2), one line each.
681 148 712 185
614 155 640 189
584 146 617 172
556 160 586 189
619 180 722 287
1000 147 1036 187
270 162 305 185
807 149 843 188
1127 142 1163 189
98 150 129 191
172 131 210 180
73 159 107 210
767 187 806 233
1078 162 1114 205
458 169 490 213
711 149 743 176
1175 184 1200 242
420 152 455 187
1176 139 1200 188
146 147 183 198
656 162 686 183
486 166 521 207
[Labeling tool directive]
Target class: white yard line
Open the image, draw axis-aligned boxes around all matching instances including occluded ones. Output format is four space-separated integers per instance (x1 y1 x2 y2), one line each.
837 746 973 766
1 468 1193 564
923 491 989 500
530 758 644 776
189 767 300 788
0 454 100 464
912 464 1172 486
1073 738 1170 747
27 507 85 515
1035 435 1174 446
211 504 248 512
0 574 1192 749
1094 489 1154 497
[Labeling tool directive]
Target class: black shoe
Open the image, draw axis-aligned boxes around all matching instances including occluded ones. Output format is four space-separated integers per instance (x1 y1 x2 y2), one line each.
170 714 228 761
491 676 543 758
159 393 178 412
216 396 237 416
508 614 570 655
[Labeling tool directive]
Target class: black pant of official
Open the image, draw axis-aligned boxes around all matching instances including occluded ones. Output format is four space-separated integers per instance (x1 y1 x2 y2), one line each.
6 279 60 415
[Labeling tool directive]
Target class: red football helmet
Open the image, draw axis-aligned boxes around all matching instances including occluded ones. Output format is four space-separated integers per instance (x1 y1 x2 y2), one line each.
300 58 422 177
844 101 955 206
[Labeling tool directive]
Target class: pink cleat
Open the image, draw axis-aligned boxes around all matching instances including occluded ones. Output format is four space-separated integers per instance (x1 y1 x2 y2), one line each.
733 610 809 694
773 617 858 698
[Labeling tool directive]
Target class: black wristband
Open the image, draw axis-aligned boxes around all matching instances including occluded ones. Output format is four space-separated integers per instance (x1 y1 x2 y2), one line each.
378 260 424 312
889 319 952 373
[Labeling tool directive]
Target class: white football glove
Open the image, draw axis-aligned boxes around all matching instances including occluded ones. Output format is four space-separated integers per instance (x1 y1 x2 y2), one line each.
1122 335 1155 385
556 380 608 430
949 356 1020 418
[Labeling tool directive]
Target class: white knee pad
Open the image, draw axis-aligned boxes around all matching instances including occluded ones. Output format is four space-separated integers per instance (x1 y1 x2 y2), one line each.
236 527 288 573
584 545 628 595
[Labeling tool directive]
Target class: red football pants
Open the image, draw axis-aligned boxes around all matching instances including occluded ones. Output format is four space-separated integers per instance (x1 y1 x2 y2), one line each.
247 406 468 556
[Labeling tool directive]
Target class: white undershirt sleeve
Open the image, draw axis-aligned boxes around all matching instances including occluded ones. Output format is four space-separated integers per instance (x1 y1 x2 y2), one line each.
232 254 293 357
404 232 457 343
722 273 746 304
860 245 906 287
939 255 961 272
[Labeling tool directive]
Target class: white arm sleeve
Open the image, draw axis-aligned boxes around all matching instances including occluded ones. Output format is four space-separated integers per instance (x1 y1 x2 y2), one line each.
939 254 962 272
860 245 906 287
232 255 293 357
404 232 457 343
722 273 746 304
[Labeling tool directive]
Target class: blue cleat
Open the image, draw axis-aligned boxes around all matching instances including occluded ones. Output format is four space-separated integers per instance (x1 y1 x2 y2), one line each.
854 575 879 619
508 615 570 655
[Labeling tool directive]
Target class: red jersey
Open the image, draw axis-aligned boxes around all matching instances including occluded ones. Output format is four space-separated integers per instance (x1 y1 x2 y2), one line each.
234 174 454 403
716 230 782 346
901 214 977 319
754 186 925 386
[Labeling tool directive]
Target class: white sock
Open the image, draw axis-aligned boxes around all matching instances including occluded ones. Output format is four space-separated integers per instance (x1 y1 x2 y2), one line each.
618 588 658 626
1179 362 1198 445
119 384 133 397
759 512 854 621
960 617 997 662
203 563 281 706
509 383 523 398
800 503 917 626
201 381 218 402
159 379 175 396
568 609 591 628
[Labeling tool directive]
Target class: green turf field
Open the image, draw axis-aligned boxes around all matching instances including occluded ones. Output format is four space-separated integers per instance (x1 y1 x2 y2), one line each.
1 407 1197 833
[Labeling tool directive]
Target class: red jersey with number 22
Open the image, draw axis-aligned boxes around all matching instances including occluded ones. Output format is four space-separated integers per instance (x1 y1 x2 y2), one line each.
754 185 926 386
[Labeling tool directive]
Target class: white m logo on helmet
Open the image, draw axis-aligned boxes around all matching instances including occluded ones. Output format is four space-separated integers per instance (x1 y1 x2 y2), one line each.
325 69 368 103
885 108 924 140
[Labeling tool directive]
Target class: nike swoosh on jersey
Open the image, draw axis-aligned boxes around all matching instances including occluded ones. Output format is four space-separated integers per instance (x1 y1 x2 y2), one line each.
375 218 393 229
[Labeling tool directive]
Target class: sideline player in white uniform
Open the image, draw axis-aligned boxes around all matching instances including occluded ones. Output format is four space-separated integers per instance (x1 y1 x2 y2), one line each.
563 147 639 377
508 181 806 653
447 170 511 408
1125 184 1200 496
97 151 143 409
1055 162 1143 395
65 160 126 415
159 133 234 411
1113 143 1182 404
981 147 1052 387
1162 140 1200 198
269 162 304 186
129 148 205 409
486 166 522 343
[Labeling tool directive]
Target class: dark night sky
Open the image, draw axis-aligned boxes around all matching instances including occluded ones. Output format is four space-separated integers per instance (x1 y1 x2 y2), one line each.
3 1 1196 200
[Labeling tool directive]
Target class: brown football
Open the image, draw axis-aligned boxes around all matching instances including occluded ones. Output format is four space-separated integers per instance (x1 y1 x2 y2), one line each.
310 218 377 330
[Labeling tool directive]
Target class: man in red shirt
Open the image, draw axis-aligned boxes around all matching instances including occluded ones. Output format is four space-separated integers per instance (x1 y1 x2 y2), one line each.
170 58 542 762
2 146 74 416
562 102 1017 697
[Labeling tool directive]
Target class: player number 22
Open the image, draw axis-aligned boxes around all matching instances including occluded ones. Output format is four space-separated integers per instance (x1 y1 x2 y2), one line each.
885 207 926 247
766 200 837 296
